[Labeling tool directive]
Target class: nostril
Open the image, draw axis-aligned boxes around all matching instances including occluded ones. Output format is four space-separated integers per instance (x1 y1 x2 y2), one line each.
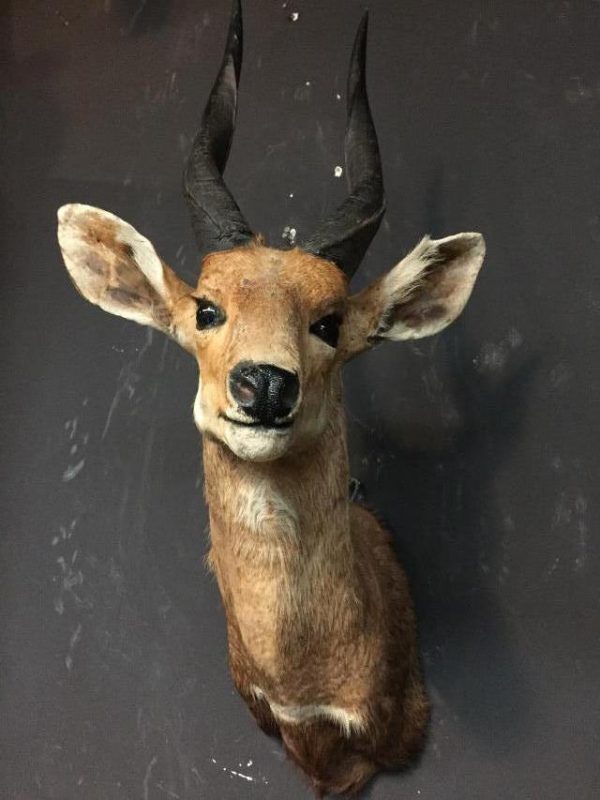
229 365 262 409
233 376 256 406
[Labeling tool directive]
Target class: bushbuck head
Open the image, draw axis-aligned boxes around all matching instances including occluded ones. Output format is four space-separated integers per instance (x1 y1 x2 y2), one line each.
57 0 485 463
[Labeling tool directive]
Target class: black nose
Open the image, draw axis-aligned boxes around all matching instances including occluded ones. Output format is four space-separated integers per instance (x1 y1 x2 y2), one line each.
229 362 299 424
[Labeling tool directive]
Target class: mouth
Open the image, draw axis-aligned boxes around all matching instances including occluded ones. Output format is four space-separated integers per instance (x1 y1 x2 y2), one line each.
220 413 295 431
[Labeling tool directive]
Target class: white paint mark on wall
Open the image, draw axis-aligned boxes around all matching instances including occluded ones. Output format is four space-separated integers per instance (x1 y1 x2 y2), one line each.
65 623 82 671
282 225 297 245
546 556 560 578
574 493 588 570
155 783 180 798
565 76 596 105
103 328 153 439
62 459 85 482
143 755 158 800
474 327 522 374
230 770 254 782
65 417 78 439
549 362 570 388
53 532 90 615
190 767 205 785
210 755 268 785
550 490 589 572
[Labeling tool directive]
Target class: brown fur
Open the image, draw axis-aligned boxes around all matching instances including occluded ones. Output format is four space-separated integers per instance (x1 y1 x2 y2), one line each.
57 204 486 796
202 406 430 796
186 246 435 794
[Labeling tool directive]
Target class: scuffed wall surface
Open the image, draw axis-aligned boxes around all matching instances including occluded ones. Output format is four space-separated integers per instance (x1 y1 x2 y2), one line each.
1 1 599 797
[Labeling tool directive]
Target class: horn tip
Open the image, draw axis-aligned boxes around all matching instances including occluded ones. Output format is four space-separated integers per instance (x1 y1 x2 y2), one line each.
230 0 243 32
351 10 369 68
357 10 369 36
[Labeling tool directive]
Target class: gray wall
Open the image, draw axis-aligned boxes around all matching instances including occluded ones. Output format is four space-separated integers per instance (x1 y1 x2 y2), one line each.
1 1 599 798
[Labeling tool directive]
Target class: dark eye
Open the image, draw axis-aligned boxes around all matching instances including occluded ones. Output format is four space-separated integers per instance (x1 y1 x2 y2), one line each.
310 314 341 348
196 298 225 330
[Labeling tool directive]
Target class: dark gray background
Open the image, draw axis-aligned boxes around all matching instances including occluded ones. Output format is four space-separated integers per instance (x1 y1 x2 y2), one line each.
1 1 599 798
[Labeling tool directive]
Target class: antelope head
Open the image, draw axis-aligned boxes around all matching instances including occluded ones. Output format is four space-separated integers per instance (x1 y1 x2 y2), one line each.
57 0 485 463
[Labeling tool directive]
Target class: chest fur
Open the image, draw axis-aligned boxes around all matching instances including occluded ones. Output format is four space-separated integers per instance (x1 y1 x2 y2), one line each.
209 479 361 676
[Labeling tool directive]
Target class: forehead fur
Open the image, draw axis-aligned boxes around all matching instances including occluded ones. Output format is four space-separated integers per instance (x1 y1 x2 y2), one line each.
197 241 348 306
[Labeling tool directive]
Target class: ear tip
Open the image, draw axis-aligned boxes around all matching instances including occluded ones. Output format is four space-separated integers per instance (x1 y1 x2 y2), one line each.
57 204 76 225
466 231 486 256
435 231 486 257
57 203 94 225
57 203 117 229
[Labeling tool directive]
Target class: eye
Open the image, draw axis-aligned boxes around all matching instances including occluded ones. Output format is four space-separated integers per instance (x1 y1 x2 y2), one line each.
310 314 341 348
196 298 225 330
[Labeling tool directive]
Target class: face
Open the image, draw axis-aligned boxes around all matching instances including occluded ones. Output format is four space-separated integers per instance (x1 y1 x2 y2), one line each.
173 243 348 461
57 205 485 465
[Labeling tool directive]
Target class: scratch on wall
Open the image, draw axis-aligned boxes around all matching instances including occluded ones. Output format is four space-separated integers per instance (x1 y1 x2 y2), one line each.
65 622 83 671
143 755 158 800
102 328 154 439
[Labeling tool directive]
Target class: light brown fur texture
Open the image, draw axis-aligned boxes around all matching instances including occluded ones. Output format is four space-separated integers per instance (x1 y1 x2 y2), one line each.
57 203 485 796
204 410 430 796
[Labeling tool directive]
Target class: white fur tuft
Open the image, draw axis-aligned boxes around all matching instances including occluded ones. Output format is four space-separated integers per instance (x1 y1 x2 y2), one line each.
250 686 366 738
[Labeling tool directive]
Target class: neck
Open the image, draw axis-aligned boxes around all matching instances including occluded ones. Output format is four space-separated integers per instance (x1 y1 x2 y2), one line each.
202 404 362 681
202 405 350 564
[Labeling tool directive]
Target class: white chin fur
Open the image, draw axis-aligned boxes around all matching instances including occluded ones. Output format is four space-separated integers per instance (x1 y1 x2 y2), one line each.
223 424 292 462
194 389 293 462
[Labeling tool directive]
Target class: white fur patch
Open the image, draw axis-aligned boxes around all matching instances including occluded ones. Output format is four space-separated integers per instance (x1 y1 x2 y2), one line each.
223 424 293 462
251 686 365 737
193 379 204 429
114 220 166 297
236 480 298 538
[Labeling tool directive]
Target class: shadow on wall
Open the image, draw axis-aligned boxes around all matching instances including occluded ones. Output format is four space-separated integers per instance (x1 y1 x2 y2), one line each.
348 318 540 773
342 164 541 783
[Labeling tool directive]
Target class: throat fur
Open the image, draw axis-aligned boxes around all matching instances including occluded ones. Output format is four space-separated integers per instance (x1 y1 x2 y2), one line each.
202 408 358 676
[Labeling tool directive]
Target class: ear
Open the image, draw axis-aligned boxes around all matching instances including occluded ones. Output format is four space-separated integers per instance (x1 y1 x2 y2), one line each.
341 232 485 360
57 204 193 337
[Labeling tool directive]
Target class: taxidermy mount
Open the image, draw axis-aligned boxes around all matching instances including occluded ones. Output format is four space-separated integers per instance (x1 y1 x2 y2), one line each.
57 1 485 796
